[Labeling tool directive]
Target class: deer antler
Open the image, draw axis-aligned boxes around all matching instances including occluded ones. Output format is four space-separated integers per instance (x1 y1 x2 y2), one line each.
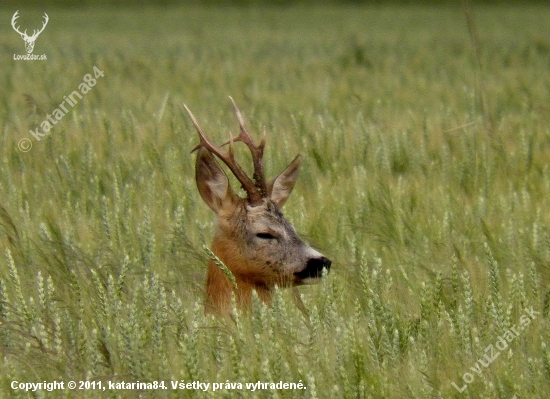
183 101 266 205
11 11 26 37
223 97 268 197
32 13 49 39
11 11 49 40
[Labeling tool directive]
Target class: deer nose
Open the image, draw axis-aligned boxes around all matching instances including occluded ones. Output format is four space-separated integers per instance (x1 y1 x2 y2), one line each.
295 256 331 279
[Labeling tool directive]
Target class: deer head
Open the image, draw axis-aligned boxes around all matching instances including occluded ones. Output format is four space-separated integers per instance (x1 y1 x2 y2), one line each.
11 11 49 54
184 98 331 316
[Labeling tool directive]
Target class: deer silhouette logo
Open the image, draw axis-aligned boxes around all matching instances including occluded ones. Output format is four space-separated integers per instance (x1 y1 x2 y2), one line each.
11 11 49 54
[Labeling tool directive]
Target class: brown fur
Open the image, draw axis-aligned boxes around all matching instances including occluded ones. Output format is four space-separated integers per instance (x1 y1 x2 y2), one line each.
185 101 331 317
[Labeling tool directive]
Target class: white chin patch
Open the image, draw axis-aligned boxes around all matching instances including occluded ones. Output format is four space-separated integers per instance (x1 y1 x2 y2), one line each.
300 277 322 285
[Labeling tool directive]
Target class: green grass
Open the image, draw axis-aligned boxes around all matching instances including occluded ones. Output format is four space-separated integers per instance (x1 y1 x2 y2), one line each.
1 4 550 398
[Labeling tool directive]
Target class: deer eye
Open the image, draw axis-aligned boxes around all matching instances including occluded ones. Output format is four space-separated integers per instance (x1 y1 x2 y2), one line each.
256 232 277 240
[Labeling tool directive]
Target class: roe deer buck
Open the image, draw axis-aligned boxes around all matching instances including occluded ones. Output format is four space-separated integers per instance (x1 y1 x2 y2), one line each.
184 98 331 316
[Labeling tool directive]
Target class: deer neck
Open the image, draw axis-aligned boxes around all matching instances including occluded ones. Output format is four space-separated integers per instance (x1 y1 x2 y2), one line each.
204 253 273 316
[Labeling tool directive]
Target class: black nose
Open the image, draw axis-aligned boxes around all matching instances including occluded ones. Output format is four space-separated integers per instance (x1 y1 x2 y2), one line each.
295 257 332 279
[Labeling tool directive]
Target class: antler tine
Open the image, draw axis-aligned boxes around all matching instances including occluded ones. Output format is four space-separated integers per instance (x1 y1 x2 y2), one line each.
35 13 49 37
27 14 48 39
226 96 265 150
182 104 208 151
11 11 24 36
224 97 268 196
183 104 263 204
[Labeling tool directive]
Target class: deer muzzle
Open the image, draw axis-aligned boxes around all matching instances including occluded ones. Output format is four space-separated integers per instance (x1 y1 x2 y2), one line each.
294 256 331 282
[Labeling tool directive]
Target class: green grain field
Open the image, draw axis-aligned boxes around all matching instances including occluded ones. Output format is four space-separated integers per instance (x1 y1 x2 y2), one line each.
1 4 550 398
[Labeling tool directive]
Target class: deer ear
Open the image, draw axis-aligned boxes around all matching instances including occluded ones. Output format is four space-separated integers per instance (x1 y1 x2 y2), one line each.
268 155 302 208
196 148 238 213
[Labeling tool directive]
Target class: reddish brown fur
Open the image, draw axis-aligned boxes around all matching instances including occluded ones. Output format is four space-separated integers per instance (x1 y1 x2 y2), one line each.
185 100 331 317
